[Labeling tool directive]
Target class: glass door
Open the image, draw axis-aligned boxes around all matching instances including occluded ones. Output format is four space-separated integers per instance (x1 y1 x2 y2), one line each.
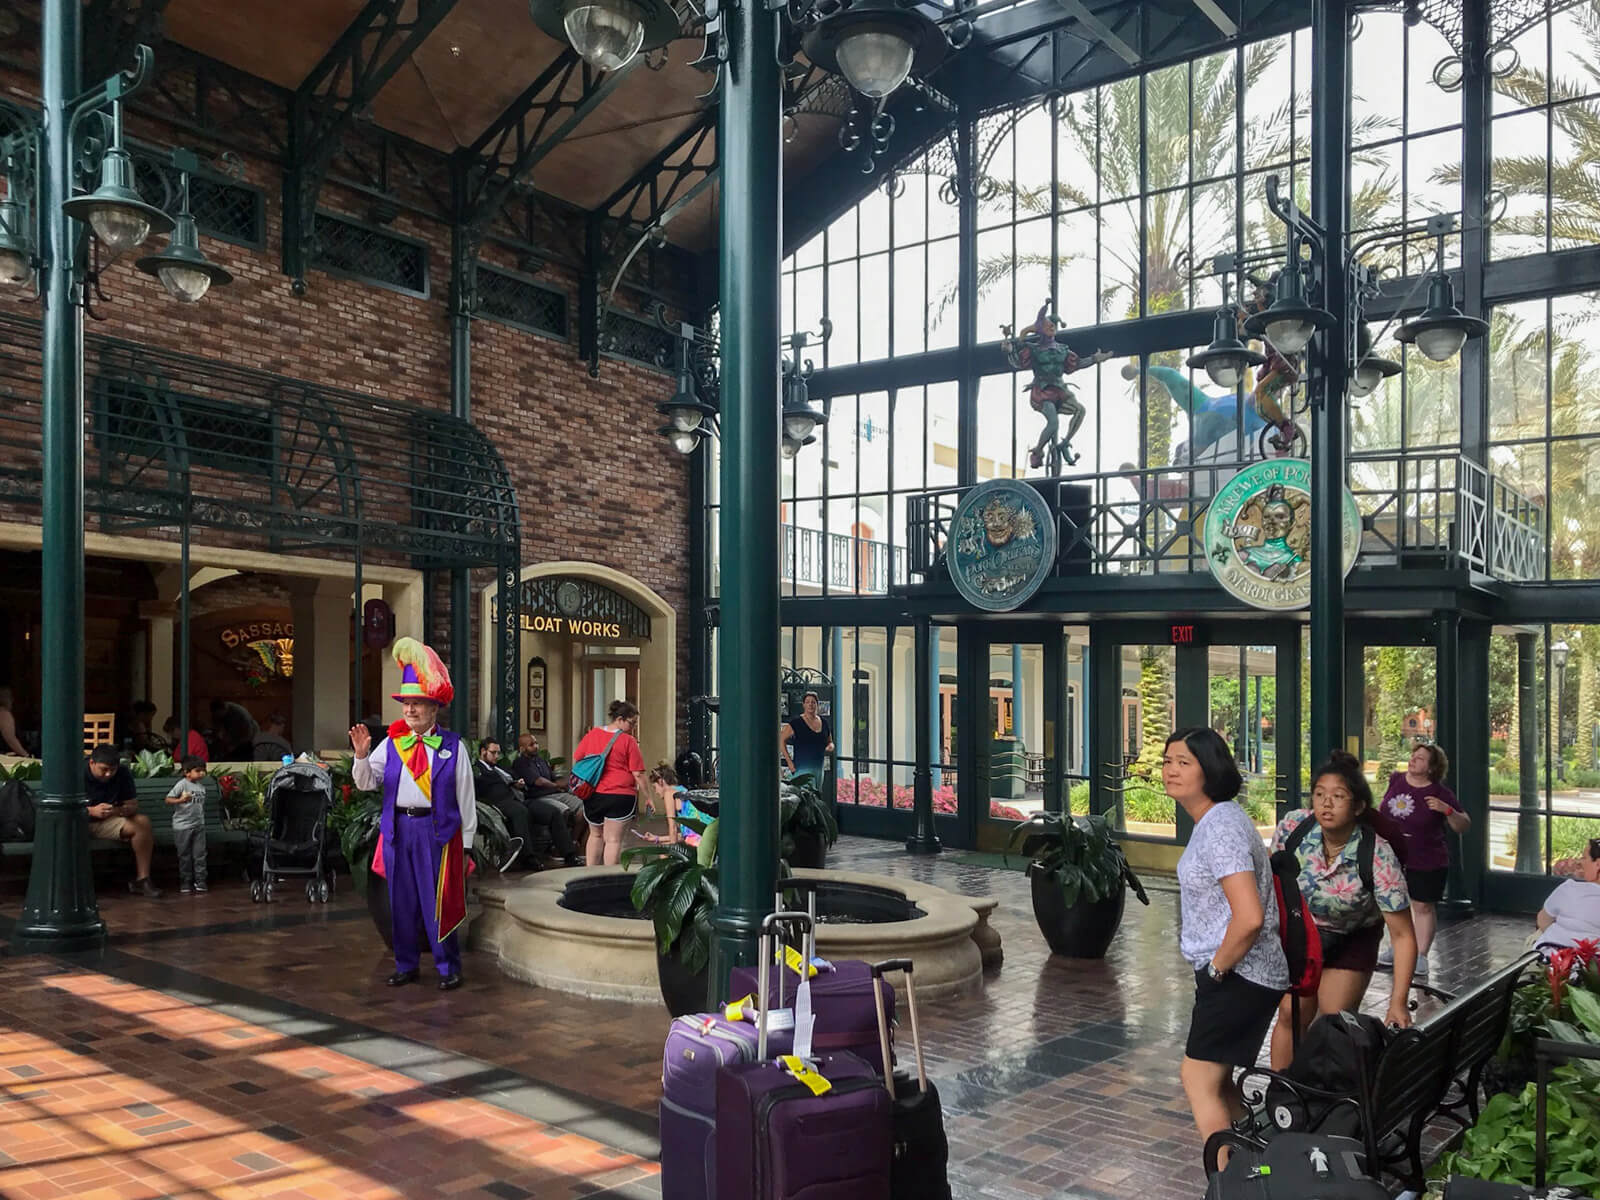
1091 621 1301 847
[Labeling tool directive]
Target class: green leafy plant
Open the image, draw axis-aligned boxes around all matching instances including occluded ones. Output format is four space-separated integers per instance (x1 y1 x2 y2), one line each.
334 792 383 893
1432 1070 1600 1189
780 772 838 859
622 823 720 974
7 760 42 782
1008 812 1150 908
129 749 178 779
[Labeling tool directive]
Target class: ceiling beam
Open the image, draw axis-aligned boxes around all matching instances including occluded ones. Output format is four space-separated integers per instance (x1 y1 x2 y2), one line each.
283 0 460 289
1053 0 1141 64
1189 0 1239 37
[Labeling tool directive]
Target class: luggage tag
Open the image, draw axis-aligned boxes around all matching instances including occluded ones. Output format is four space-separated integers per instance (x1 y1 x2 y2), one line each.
793 971 815 1061
777 1055 832 1096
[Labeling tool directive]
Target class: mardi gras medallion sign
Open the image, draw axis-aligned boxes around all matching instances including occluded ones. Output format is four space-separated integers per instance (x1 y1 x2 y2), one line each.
948 479 1058 612
1202 458 1362 611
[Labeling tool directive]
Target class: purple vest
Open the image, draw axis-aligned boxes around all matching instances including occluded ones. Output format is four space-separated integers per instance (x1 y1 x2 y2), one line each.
378 730 464 876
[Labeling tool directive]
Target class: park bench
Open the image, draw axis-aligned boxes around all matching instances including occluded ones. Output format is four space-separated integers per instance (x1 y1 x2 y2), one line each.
1 775 248 867
1205 950 1541 1191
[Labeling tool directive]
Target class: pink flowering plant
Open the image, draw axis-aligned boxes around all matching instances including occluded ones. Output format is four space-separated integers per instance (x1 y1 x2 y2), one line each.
835 777 1025 821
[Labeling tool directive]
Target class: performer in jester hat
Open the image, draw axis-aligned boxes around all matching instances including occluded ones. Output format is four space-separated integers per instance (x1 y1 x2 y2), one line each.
350 638 477 990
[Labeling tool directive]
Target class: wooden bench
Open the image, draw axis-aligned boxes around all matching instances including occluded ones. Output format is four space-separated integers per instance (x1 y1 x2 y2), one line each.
1208 951 1541 1190
1 776 249 862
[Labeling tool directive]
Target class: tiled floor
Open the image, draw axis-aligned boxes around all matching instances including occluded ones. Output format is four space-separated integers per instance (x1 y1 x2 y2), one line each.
0 838 1534 1200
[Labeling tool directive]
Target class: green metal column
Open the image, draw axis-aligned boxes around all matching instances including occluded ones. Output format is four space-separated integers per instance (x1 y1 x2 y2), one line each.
710 0 783 984
907 614 940 853
17 0 105 950
1308 0 1350 764
1436 611 1473 913
449 216 474 732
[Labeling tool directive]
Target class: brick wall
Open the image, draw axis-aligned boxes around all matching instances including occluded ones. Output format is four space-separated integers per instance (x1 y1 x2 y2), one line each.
0 64 693 747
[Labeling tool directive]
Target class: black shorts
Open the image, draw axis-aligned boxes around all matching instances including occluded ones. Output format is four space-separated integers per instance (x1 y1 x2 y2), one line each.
584 792 637 825
1319 922 1384 973
1405 866 1449 903
1185 969 1284 1067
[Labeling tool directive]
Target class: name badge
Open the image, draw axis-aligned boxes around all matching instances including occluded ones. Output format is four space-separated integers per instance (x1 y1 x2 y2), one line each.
438 749 452 759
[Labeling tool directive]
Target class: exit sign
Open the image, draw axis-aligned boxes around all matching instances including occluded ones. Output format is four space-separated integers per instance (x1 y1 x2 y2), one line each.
1171 624 1198 644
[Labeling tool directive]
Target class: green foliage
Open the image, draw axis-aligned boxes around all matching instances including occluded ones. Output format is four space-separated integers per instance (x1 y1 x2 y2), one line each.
623 837 719 974
0 760 41 782
1432 1072 1600 1189
1008 812 1149 909
130 749 178 778
779 772 839 859
1068 780 1091 815
1501 817 1600 863
333 792 383 893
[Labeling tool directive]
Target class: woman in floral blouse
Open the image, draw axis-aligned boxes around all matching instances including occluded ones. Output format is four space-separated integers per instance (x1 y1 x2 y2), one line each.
1268 749 1418 1069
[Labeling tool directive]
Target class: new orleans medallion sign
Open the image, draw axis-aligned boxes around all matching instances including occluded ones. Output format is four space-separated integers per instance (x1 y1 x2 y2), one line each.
1203 458 1361 611
948 479 1057 612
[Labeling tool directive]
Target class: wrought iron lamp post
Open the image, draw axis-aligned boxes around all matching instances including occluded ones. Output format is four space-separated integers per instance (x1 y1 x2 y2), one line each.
1203 167 1488 764
6 19 233 951
540 0 964 984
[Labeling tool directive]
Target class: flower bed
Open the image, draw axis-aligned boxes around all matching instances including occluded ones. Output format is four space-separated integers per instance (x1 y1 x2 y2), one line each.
836 778 1025 822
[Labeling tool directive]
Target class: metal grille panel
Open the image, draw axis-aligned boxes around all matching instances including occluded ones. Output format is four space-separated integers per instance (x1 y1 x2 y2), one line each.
476 266 569 338
312 211 429 296
601 309 675 370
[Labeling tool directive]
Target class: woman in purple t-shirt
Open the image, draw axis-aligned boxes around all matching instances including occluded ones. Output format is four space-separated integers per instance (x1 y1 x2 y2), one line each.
1371 742 1470 978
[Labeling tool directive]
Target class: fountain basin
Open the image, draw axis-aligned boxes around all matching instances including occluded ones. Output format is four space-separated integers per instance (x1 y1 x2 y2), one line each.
471 867 990 1004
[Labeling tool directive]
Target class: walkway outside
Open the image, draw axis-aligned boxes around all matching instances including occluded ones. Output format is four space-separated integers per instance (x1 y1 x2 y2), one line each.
0 838 1531 1199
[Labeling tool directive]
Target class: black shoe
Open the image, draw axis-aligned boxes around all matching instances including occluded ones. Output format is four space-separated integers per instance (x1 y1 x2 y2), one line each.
129 877 162 898
386 969 420 987
562 853 582 868
438 974 463 991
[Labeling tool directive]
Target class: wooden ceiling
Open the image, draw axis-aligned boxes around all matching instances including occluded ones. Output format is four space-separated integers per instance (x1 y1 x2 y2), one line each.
157 0 851 251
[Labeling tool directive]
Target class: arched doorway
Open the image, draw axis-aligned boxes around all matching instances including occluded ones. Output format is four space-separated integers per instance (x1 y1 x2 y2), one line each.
481 564 677 768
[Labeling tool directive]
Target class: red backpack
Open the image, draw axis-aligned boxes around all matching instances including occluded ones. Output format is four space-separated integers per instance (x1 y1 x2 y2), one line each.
1269 841 1324 999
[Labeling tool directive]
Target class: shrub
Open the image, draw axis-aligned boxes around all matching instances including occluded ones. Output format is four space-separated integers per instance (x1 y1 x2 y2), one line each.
1501 816 1600 864
1489 772 1522 796
1488 736 1507 757
834 778 1022 821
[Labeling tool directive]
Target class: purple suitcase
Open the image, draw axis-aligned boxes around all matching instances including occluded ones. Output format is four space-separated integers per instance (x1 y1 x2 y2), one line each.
660 1011 794 1200
714 911 893 1199
728 936 895 1075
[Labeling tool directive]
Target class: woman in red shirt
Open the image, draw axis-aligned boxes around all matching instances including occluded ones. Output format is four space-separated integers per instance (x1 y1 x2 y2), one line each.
572 699 652 865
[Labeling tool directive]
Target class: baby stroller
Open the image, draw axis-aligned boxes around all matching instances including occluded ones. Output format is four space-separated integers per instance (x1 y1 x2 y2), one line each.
248 761 336 903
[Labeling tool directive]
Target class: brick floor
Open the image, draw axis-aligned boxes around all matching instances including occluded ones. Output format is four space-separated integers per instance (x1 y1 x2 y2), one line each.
0 836 1534 1199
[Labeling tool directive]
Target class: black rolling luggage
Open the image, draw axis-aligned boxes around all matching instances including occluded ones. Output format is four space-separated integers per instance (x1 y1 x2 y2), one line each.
870 958 951 1200
1204 1133 1387 1200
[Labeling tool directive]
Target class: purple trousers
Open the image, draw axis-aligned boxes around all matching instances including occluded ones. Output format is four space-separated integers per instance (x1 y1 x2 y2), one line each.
390 812 460 978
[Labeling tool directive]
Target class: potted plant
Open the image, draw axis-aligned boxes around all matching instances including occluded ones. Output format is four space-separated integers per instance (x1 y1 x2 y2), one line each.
1009 812 1149 958
780 772 837 870
623 817 719 1015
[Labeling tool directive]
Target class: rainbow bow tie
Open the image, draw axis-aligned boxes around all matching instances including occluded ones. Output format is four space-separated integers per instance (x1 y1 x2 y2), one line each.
396 732 442 752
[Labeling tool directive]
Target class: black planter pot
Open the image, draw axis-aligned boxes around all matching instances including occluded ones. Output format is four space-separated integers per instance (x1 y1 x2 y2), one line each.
657 947 712 1016
787 828 828 871
367 871 394 949
1029 870 1127 958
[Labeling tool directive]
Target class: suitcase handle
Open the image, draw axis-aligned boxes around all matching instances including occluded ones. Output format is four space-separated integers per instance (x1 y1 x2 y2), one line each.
871 958 926 1099
758 910 812 1060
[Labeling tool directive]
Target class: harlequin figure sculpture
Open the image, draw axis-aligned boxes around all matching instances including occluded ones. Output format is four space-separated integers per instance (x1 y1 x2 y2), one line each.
1001 301 1112 473
1240 274 1302 452
350 637 477 991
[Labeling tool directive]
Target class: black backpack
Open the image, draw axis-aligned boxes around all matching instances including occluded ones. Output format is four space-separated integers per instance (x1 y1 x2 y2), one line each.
0 778 37 842
1265 1010 1392 1138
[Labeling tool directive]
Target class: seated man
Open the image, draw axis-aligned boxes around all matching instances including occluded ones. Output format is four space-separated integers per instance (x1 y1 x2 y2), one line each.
85 744 161 897
162 717 209 763
251 712 294 762
475 739 581 868
512 733 585 846
1535 836 1600 953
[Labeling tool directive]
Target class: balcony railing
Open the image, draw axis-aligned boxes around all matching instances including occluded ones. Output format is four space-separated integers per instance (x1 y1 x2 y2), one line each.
900 453 1544 586
780 524 909 594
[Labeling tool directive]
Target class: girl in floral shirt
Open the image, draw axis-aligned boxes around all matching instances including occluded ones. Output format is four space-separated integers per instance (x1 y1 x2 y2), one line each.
1268 750 1418 1069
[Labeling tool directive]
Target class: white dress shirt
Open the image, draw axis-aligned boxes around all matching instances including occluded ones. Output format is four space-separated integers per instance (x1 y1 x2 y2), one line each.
352 728 477 850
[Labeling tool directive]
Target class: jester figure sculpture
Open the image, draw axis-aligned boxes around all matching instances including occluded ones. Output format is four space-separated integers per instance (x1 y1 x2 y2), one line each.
1240 274 1304 457
1001 302 1112 473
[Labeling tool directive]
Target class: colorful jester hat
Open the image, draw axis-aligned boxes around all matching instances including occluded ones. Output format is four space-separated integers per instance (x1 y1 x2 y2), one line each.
390 637 454 706
1027 299 1062 343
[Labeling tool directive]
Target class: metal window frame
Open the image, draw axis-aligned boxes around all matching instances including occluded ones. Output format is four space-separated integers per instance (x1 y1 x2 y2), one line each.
310 208 432 299
474 263 572 341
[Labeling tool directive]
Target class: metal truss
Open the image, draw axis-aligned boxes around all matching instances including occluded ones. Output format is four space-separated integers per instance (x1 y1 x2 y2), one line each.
452 48 639 320
283 0 461 291
83 0 174 82
126 42 291 163
582 108 718 368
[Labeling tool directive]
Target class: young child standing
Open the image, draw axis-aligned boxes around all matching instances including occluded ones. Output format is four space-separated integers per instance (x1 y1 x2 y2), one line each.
166 756 209 894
